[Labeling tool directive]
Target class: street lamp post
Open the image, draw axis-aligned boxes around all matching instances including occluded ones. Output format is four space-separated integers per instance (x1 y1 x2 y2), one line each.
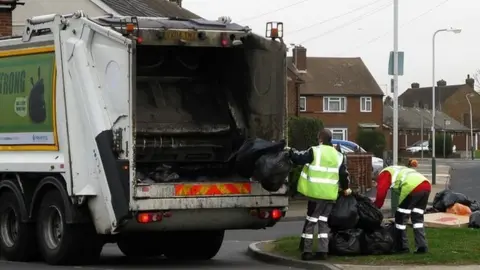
431 28 461 185
466 93 474 160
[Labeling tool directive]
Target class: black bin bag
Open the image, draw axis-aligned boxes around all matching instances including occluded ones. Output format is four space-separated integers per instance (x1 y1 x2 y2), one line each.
231 138 286 178
253 151 292 192
354 193 383 231
469 200 480 212
329 195 359 230
433 189 470 212
362 221 395 255
469 211 480 228
329 229 363 256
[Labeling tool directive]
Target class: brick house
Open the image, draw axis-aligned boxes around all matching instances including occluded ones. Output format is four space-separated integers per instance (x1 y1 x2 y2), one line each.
287 62 304 117
287 45 384 141
398 75 480 150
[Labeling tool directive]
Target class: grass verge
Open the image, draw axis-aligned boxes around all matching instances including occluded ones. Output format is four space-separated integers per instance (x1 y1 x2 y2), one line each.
266 228 480 265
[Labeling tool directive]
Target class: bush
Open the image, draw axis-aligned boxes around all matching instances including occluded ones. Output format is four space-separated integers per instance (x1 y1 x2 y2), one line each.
428 134 453 157
356 129 386 157
287 116 323 196
287 116 323 150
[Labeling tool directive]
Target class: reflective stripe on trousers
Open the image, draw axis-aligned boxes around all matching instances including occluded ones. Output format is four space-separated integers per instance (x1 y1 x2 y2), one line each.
394 191 429 251
300 200 334 253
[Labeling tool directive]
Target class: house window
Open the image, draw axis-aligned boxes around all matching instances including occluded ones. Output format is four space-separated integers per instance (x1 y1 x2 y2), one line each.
329 128 348 140
299 96 306 112
360 96 372 112
323 97 346 112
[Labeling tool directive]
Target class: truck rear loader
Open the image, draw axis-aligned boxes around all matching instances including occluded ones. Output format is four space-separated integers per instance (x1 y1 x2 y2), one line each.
0 11 288 265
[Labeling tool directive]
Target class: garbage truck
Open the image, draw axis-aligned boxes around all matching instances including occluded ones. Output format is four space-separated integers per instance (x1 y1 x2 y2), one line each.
0 11 288 265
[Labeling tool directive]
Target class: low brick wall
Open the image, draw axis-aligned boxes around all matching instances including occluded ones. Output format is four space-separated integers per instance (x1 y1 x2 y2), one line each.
346 153 373 193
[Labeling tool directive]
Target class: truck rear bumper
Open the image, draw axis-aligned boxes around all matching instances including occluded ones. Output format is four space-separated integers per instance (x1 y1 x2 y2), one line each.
123 196 289 231
132 195 288 210
123 206 287 231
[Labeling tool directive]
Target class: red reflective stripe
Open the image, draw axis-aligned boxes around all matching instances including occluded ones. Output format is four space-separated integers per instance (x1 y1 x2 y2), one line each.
174 183 253 196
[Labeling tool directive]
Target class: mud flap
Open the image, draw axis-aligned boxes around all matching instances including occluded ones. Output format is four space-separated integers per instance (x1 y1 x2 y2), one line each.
95 130 130 223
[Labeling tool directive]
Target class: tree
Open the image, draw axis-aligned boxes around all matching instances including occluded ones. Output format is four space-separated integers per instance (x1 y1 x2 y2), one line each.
356 129 386 157
428 134 453 157
473 70 480 91
287 116 323 197
287 116 323 150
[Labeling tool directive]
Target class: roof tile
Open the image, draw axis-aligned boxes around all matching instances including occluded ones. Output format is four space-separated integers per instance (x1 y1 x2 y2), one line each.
288 57 384 96
398 84 464 108
383 105 469 131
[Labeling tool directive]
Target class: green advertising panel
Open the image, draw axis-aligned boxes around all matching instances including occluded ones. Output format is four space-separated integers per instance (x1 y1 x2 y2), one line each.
0 51 56 145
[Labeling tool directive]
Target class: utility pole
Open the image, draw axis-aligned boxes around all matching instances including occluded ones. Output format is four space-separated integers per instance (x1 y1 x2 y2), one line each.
392 0 399 165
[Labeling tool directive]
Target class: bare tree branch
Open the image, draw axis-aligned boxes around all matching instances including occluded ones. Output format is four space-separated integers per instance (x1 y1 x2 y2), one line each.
474 69 480 91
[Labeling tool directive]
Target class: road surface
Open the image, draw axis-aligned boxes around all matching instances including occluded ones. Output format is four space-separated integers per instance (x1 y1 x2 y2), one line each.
0 221 305 269
447 160 480 199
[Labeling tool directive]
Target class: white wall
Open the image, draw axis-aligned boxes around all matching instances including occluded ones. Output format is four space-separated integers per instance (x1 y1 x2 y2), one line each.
12 0 111 35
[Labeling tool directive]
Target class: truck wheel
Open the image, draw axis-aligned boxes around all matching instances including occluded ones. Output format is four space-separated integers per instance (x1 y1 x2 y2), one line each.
163 230 224 261
0 192 38 261
117 233 164 257
36 190 101 265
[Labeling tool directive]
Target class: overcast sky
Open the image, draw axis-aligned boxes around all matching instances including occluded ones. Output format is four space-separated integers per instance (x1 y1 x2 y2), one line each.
184 0 478 96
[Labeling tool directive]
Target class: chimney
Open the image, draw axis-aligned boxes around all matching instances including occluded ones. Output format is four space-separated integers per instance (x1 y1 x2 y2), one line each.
411 82 420 88
169 0 182 7
466 74 475 88
0 0 21 37
437 79 447 87
292 45 307 71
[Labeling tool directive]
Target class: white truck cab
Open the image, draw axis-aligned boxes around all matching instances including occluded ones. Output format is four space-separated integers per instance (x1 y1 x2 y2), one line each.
0 11 288 265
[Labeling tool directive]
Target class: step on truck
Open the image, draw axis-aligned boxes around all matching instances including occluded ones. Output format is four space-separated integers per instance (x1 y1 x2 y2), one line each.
0 11 288 265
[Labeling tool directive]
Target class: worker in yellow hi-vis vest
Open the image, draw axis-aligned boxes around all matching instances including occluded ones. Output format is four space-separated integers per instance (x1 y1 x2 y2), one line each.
287 129 351 261
373 159 431 254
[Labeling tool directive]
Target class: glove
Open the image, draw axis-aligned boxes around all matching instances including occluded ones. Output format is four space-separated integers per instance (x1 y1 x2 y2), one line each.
343 188 352 196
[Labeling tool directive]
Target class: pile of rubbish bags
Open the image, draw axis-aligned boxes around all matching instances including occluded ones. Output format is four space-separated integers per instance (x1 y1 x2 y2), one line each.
232 138 292 192
328 193 395 256
431 189 480 228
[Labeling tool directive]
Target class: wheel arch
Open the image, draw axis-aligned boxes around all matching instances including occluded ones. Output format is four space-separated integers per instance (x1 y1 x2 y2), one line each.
29 175 78 224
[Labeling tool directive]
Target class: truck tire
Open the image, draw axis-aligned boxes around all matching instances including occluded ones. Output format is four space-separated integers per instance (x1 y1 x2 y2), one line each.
36 190 102 265
0 191 38 261
163 230 224 261
117 233 164 257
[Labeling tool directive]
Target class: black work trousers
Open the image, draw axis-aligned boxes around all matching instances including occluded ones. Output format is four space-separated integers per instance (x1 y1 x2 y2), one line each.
394 190 430 251
299 200 334 253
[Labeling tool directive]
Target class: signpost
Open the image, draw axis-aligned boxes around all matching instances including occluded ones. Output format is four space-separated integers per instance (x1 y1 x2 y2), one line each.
388 46 404 165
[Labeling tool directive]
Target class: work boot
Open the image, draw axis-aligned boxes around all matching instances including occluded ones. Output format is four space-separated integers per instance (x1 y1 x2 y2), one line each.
315 252 328 260
301 252 315 261
414 247 428 254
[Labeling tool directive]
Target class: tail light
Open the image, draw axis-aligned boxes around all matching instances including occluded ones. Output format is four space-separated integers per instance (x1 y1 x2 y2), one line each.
136 211 172 223
250 208 283 220
271 209 282 220
220 32 229 47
